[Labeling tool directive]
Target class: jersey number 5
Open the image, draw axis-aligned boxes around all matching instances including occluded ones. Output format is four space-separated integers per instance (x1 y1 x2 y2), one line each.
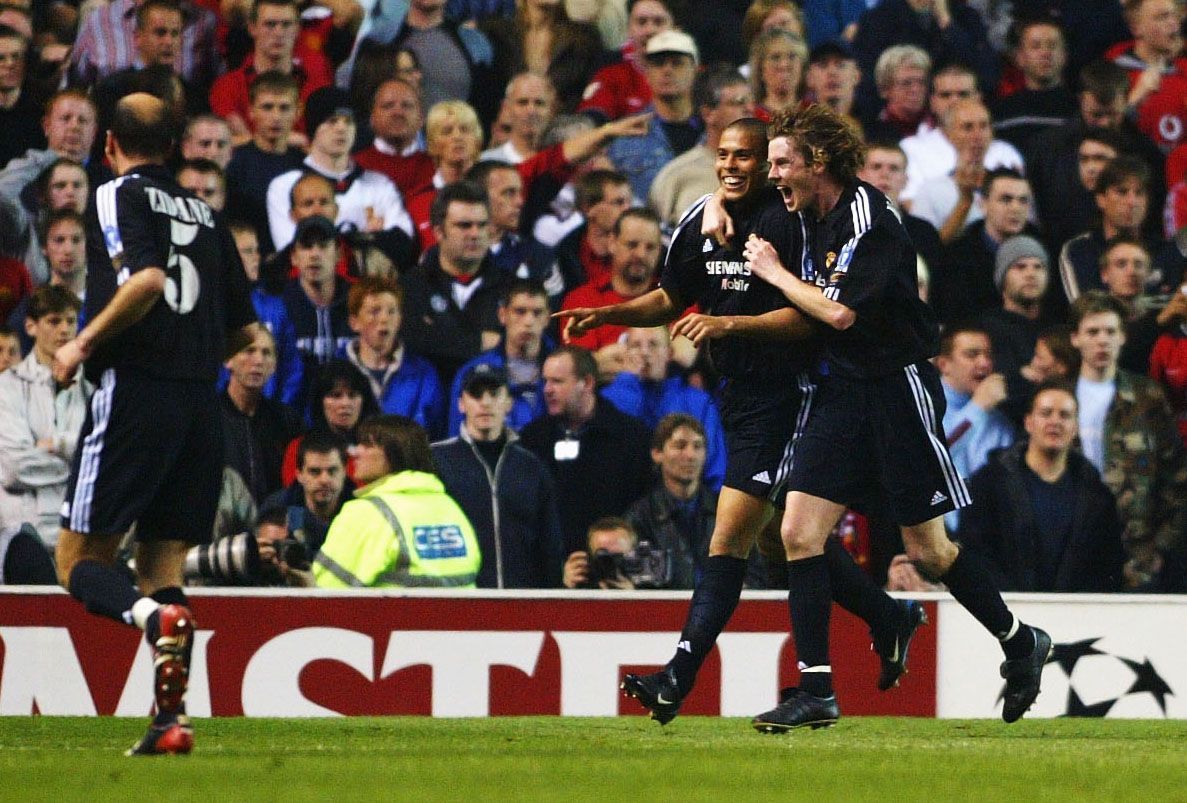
166 219 201 314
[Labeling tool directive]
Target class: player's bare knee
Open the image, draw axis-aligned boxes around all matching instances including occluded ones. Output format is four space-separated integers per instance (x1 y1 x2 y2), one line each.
135 541 188 593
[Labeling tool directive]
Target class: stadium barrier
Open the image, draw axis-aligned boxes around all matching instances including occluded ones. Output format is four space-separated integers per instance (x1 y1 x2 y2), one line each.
0 589 1181 719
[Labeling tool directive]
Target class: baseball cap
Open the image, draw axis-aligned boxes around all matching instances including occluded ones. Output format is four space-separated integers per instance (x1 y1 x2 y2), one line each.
809 40 855 65
645 29 699 63
304 86 355 137
293 214 338 246
462 364 509 397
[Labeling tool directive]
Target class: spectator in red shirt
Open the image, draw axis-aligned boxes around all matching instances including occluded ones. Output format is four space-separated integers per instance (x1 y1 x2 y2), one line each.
1111 0 1187 154
578 0 673 122
209 0 331 146
353 78 435 198
1151 287 1187 444
560 207 661 375
555 168 630 292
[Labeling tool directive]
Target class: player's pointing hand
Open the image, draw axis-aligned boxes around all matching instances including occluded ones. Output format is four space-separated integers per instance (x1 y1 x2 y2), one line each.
552 307 604 342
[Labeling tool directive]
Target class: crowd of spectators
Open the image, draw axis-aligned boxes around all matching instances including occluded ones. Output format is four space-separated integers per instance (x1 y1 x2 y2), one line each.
1 0 1186 592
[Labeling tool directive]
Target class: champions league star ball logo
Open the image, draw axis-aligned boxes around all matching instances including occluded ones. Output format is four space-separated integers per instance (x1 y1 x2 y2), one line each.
998 638 1174 718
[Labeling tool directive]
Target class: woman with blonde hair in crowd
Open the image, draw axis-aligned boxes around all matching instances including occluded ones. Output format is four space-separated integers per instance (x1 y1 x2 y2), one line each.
749 28 808 122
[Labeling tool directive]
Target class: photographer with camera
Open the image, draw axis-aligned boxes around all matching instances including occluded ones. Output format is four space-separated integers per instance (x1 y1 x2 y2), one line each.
562 517 672 590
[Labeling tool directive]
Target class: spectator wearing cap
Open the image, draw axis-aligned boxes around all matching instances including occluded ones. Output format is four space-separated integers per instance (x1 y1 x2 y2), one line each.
209 0 332 146
220 323 306 504
447 279 555 437
649 66 752 230
224 72 306 255
519 344 652 554
282 215 355 390
340 275 445 438
578 0 675 122
978 234 1052 420
606 28 702 202
936 168 1038 325
432 364 564 588
804 40 862 133
401 181 509 386
991 18 1076 153
266 86 415 251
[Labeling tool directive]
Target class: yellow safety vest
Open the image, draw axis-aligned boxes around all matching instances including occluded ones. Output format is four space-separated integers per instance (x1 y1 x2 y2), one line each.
313 471 481 588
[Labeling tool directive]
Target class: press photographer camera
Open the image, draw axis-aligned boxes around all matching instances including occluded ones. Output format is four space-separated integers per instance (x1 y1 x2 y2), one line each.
183 511 314 586
563 517 672 589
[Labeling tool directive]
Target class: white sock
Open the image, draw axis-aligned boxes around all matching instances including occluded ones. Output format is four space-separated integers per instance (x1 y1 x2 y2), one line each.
998 614 1021 642
130 598 160 631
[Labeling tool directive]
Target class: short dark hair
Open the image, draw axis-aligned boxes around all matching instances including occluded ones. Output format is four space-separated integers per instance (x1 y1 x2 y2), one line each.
1079 59 1129 104
1099 233 1149 269
574 169 629 211
724 116 769 153
1079 126 1125 153
249 70 300 103
549 344 597 383
348 275 402 316
1026 380 1078 415
612 206 661 237
1036 324 1080 375
296 430 349 470
1093 154 1150 195
308 360 380 432
981 167 1026 197
110 94 177 160
1070 289 1128 330
251 0 298 22
430 180 488 229
652 413 706 451
178 157 225 183
466 159 517 193
27 284 81 322
626 0 671 15
39 207 84 244
501 278 548 306
586 516 637 551
939 322 991 357
0 23 28 48
357 414 434 474
135 0 181 30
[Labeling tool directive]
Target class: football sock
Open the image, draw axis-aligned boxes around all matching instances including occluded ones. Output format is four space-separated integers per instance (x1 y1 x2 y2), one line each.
823 537 897 635
787 556 833 697
144 587 190 645
999 615 1037 660
667 555 748 697
68 560 142 626
939 548 1020 651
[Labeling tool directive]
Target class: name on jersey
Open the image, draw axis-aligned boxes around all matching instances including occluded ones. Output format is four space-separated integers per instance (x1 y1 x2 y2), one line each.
145 187 215 229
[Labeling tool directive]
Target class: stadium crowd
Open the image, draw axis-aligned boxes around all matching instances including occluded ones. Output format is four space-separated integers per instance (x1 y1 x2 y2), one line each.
1 0 1186 593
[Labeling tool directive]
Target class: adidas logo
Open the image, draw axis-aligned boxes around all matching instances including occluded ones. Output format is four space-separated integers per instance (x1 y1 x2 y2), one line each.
751 470 771 484
677 640 692 653
930 491 948 506
703 239 713 252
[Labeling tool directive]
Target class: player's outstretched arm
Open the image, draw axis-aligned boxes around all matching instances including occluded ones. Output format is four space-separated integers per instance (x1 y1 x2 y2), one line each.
670 307 813 347
552 287 682 341
53 267 167 384
743 234 855 331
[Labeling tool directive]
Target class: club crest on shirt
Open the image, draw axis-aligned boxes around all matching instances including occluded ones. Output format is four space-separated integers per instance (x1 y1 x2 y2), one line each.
825 251 836 269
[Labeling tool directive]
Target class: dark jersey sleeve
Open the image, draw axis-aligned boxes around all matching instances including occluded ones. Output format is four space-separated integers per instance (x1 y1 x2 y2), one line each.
658 199 711 308
100 178 167 275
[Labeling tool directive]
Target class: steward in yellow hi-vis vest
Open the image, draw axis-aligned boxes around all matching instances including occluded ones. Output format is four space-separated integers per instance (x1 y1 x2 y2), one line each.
312 414 481 588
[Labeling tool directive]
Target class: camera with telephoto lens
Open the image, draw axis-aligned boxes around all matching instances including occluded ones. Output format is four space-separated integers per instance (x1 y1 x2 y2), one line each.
272 537 311 571
183 532 261 585
590 542 670 589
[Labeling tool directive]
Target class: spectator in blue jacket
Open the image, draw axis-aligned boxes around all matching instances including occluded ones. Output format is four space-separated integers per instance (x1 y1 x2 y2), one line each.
602 326 726 491
340 275 445 439
228 220 303 406
432 364 564 588
447 279 554 436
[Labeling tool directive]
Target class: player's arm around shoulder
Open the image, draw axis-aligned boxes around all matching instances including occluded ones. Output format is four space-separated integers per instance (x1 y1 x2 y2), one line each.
743 235 855 331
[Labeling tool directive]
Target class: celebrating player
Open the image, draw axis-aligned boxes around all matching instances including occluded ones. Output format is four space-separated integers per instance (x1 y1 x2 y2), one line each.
52 94 257 756
730 103 1051 731
555 117 925 726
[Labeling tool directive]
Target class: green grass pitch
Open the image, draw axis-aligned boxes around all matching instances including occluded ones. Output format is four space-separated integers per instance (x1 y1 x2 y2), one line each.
4 717 1184 802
